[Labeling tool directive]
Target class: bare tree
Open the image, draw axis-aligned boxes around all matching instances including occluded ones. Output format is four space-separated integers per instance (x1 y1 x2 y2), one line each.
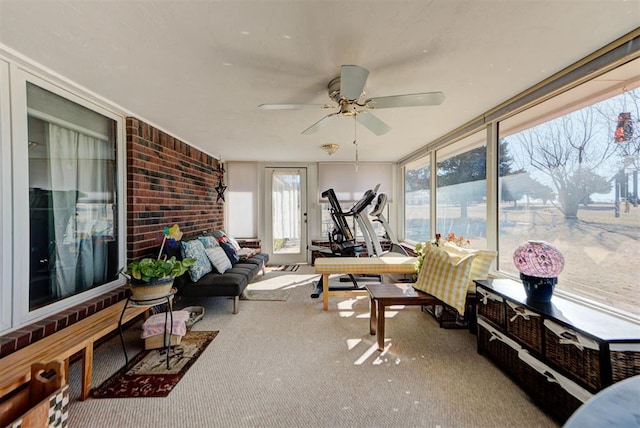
516 106 615 219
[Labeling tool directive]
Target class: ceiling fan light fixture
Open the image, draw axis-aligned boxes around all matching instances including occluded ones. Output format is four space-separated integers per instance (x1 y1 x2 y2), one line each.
321 143 340 156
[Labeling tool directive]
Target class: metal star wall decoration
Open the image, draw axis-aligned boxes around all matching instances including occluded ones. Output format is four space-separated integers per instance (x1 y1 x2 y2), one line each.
215 179 227 203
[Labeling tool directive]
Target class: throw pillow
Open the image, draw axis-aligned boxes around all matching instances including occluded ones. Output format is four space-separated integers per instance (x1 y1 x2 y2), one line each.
213 230 242 251
219 241 240 265
441 243 497 292
198 235 220 249
226 234 242 251
181 239 212 282
205 247 232 273
413 245 475 315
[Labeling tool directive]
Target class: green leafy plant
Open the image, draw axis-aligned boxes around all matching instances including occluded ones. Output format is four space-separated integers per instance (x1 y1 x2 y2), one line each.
122 256 196 284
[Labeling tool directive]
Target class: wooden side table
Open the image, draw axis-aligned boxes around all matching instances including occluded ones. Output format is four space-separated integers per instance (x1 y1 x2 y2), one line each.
366 283 436 351
365 283 475 351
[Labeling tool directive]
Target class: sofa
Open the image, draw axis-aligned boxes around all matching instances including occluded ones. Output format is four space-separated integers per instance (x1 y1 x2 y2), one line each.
168 233 269 314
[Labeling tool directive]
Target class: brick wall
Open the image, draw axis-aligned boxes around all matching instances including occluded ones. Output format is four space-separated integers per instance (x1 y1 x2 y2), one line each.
126 117 224 260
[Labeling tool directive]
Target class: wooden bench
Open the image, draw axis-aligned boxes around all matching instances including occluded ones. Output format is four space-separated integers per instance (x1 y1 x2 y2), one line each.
0 300 147 401
314 256 418 310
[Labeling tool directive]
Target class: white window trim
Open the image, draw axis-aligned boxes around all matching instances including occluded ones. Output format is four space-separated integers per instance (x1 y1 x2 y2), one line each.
9 67 127 326
0 59 12 332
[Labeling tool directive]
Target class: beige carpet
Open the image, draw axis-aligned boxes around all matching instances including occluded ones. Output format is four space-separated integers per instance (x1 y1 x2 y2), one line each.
66 264 558 427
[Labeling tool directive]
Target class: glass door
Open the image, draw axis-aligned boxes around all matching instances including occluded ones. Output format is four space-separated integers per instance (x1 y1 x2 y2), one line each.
265 168 307 264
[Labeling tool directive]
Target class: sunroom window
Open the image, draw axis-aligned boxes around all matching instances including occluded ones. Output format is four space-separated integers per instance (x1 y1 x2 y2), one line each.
436 131 487 249
404 159 430 243
498 74 640 317
26 83 119 311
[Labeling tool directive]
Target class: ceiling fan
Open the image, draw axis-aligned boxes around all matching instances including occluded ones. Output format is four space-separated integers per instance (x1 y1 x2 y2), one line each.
259 64 445 136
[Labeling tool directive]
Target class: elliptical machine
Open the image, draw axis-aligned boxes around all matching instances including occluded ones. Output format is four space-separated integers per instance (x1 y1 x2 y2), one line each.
369 193 408 256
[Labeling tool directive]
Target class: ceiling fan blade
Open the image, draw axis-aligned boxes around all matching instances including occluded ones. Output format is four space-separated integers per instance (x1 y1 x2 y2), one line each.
355 111 391 136
301 112 339 135
259 103 332 110
340 65 369 101
365 91 445 109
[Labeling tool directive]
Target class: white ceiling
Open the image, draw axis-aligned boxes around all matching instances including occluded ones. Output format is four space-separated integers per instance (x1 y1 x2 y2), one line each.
1 1 639 163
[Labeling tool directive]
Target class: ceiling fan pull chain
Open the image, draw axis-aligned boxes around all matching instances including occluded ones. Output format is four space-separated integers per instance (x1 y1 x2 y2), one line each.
353 116 358 172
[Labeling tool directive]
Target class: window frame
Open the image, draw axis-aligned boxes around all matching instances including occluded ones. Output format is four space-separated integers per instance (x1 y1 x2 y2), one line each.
0 59 11 331
399 33 640 321
434 130 488 249
9 67 127 326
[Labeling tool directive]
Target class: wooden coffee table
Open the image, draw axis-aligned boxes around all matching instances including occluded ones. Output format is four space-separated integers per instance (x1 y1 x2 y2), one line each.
365 283 476 351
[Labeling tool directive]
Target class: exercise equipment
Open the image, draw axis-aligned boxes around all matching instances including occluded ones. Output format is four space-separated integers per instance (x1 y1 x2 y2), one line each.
370 193 408 256
310 185 379 298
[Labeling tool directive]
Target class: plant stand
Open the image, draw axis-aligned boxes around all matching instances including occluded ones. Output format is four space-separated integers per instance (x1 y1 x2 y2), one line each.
117 289 176 370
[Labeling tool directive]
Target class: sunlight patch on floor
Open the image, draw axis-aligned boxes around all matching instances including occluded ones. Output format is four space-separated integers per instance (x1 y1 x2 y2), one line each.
346 338 361 350
246 273 319 291
353 339 392 365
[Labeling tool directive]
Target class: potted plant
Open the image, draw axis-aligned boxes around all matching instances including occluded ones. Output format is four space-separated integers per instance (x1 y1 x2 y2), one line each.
122 256 196 301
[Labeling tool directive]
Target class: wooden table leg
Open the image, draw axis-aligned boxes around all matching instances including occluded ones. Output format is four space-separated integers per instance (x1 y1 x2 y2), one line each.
81 343 93 400
322 273 329 310
369 295 376 335
376 299 385 351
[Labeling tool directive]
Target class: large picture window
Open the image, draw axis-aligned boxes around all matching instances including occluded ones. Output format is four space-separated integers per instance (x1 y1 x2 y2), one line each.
436 132 487 249
498 84 640 316
404 160 430 242
401 56 638 319
26 83 119 311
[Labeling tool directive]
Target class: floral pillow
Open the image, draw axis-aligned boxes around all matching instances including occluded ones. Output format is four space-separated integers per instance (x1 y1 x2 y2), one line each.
198 235 220 249
181 239 212 282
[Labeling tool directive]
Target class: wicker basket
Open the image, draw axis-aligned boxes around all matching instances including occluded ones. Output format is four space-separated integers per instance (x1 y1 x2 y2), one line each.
422 304 472 329
477 319 523 381
610 343 640 383
544 319 601 391
477 288 505 328
506 301 543 354
518 351 588 424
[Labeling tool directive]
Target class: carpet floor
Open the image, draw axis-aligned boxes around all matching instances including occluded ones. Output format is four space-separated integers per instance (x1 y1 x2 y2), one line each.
66 264 558 427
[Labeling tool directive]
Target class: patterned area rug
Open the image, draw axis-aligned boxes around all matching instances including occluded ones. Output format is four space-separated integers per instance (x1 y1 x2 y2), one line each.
265 264 299 272
93 331 218 398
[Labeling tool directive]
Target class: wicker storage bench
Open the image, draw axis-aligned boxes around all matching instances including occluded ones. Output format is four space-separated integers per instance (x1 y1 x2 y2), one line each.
475 278 640 423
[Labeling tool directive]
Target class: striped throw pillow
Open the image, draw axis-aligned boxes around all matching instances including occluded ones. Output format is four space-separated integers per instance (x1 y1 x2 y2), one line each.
413 246 475 315
205 247 232 274
441 243 497 292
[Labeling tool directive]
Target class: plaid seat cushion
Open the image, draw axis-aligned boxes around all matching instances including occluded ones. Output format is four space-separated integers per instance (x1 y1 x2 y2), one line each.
413 246 476 315
441 243 497 292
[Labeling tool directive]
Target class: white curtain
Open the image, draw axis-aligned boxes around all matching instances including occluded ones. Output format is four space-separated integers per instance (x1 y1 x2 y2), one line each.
48 124 110 298
272 172 300 240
